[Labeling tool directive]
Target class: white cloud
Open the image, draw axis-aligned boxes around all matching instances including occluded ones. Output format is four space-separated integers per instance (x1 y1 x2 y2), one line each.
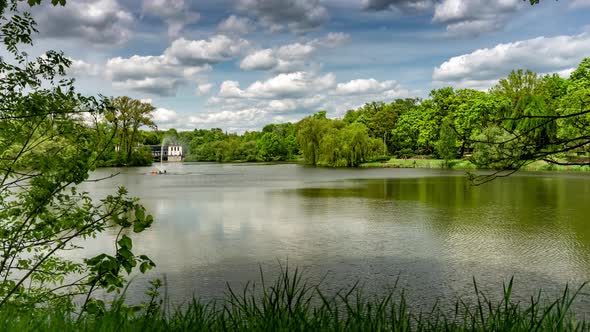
68 59 100 77
153 106 273 132
189 109 267 126
433 0 523 37
219 72 335 99
34 0 134 45
276 43 315 60
334 78 397 95
102 34 247 96
552 68 576 78
105 54 206 96
203 71 412 131
113 78 183 97
106 55 174 81
248 72 335 98
153 107 180 124
238 0 329 33
152 107 196 130
433 32 590 89
362 0 524 37
164 35 250 66
197 83 214 96
217 15 255 35
218 81 249 98
142 0 200 37
240 49 279 71
240 32 349 72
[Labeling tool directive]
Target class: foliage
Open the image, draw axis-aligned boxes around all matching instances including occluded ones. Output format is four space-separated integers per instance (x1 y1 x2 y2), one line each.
100 57 590 176
0 267 587 331
435 122 458 165
0 0 154 312
128 146 154 166
297 114 381 167
345 99 420 154
466 63 590 183
96 96 156 166
296 112 330 165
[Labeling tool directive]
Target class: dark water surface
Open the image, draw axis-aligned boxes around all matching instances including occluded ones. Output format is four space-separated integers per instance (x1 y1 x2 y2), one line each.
78 163 590 313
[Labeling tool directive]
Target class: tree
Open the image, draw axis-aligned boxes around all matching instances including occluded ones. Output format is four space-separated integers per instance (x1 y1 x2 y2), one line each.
391 106 422 155
470 60 590 183
342 99 418 154
108 96 156 162
435 122 458 166
0 0 154 312
447 89 502 157
296 112 330 166
341 123 375 166
257 132 284 161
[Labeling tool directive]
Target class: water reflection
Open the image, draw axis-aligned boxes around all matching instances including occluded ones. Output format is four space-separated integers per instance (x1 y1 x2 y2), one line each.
76 164 590 313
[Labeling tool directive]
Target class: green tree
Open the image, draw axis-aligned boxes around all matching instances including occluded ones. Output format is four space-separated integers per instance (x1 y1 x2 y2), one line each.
435 122 458 166
341 123 375 166
257 132 284 161
108 97 156 162
471 60 590 183
128 146 154 166
296 112 329 166
0 0 154 311
391 106 422 155
448 89 503 157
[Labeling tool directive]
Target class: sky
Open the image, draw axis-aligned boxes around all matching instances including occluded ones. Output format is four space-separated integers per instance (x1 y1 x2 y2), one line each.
21 0 590 132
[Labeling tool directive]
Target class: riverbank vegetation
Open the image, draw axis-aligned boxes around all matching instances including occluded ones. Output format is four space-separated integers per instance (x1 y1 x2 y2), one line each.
361 158 590 172
127 61 590 174
1 268 588 332
2 0 590 330
93 52 590 172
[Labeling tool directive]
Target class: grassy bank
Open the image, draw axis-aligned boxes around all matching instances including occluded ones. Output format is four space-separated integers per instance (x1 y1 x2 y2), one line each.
361 159 477 170
361 158 590 172
1 269 587 331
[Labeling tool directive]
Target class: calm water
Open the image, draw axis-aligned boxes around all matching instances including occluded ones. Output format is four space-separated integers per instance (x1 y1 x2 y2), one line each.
78 163 590 313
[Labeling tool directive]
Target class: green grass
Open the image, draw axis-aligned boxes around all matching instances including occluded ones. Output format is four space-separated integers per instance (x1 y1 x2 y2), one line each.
361 159 478 170
361 158 590 172
1 267 588 331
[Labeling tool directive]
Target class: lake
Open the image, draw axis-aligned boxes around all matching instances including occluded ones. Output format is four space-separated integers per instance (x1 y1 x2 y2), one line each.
78 163 590 313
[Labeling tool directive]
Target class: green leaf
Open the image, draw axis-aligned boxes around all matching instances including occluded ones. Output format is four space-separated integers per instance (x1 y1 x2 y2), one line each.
135 207 145 222
117 234 132 250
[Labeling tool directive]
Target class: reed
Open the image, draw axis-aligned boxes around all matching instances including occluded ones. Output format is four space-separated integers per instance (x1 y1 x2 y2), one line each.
0 266 587 331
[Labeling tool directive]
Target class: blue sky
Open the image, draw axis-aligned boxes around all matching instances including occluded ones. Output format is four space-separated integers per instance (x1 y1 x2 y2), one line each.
23 0 590 132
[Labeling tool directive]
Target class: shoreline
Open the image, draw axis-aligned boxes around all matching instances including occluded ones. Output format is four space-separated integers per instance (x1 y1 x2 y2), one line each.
104 158 590 173
360 158 590 173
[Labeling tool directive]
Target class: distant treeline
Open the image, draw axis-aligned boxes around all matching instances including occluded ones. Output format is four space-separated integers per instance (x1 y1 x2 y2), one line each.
104 58 590 169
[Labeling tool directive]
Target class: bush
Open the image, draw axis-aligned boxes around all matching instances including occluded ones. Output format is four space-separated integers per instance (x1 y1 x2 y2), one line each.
129 146 154 166
0 268 587 331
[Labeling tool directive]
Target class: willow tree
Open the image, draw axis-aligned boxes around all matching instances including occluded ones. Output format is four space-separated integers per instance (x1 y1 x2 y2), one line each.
0 0 154 312
296 111 330 166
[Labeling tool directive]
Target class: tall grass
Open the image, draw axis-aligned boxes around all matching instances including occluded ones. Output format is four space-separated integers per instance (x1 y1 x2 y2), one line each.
0 266 587 331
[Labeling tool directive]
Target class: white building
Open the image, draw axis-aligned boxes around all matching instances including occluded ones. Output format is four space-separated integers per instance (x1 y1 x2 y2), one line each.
167 145 183 162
